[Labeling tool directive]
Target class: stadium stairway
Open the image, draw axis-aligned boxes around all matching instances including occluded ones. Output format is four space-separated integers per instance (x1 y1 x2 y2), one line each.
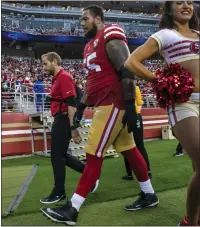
29 113 118 160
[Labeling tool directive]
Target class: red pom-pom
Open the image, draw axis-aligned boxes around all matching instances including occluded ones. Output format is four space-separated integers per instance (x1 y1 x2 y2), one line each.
153 63 195 109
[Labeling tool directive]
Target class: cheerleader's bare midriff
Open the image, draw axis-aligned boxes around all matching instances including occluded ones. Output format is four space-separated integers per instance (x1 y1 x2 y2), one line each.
178 59 199 93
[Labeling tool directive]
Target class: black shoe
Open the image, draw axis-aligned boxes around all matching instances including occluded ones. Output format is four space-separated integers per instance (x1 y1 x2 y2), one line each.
40 190 67 204
125 191 159 211
173 152 184 157
41 201 78 226
91 179 99 193
148 171 152 179
122 175 133 180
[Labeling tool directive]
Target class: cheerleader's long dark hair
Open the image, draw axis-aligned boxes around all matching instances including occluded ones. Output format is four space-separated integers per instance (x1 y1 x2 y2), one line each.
159 1 199 30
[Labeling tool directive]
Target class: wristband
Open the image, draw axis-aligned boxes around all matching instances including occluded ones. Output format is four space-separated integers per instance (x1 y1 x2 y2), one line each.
71 125 77 130
118 65 135 80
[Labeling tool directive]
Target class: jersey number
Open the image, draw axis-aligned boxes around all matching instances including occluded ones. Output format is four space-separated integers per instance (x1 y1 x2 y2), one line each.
84 52 101 72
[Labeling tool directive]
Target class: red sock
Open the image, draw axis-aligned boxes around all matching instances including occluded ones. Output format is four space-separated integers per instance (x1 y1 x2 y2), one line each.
180 217 196 226
122 147 149 182
75 154 103 198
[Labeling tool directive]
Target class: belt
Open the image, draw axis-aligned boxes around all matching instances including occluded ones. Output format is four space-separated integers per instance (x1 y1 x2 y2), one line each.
54 112 68 118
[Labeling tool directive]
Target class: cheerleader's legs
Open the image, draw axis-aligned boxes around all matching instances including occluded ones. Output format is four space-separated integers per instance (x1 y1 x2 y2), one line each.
168 98 200 225
173 116 200 225
191 162 200 225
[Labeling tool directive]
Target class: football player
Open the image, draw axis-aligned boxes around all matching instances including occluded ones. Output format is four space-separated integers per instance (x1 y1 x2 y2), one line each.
41 5 159 225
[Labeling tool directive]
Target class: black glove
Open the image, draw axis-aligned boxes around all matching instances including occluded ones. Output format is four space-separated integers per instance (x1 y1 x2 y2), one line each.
122 100 138 133
73 103 87 128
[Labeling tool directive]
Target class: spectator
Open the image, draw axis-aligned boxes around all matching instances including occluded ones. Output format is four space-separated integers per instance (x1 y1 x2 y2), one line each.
1 55 164 111
15 76 22 92
33 75 45 112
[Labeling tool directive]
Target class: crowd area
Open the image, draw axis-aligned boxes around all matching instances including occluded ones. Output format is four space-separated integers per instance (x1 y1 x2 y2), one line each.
2 23 83 36
2 23 154 39
1 55 87 92
1 55 163 111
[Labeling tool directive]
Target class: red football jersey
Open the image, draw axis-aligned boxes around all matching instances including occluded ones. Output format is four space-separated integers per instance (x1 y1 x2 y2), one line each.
83 24 127 109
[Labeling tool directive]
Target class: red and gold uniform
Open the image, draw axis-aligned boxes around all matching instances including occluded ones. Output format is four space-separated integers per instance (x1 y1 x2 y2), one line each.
83 24 135 158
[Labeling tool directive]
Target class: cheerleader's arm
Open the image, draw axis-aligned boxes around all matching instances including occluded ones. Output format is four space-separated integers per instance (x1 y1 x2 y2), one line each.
124 37 159 82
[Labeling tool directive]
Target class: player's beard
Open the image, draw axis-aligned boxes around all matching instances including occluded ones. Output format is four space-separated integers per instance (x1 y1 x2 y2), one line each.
85 24 98 38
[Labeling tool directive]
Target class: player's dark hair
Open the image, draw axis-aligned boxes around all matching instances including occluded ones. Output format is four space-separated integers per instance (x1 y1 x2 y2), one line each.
159 1 199 30
83 5 104 22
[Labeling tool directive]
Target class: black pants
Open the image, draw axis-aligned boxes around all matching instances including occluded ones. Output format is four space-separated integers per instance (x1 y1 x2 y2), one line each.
176 142 183 153
124 113 151 176
51 114 85 194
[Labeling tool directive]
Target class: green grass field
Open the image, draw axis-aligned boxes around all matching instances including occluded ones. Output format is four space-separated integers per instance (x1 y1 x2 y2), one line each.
2 139 192 226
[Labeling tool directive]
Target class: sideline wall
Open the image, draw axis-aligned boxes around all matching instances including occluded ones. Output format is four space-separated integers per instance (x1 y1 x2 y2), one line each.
2 108 168 157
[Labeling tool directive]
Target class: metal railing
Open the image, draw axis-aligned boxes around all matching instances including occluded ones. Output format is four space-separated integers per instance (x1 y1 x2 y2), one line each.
2 80 159 112
142 94 158 108
21 92 51 112
2 92 22 112
2 89 158 113
2 80 51 113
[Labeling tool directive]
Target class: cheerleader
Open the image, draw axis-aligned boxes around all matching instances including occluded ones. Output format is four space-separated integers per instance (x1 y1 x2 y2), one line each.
124 1 199 226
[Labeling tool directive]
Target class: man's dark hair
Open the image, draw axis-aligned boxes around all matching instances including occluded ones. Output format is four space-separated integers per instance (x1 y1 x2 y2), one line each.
83 5 104 22
159 1 199 30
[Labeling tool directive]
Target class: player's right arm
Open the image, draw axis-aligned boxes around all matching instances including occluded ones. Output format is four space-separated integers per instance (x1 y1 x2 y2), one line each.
124 37 159 82
104 25 138 133
104 25 136 100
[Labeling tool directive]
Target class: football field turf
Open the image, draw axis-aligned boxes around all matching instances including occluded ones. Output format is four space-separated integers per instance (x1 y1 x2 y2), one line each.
2 140 192 226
